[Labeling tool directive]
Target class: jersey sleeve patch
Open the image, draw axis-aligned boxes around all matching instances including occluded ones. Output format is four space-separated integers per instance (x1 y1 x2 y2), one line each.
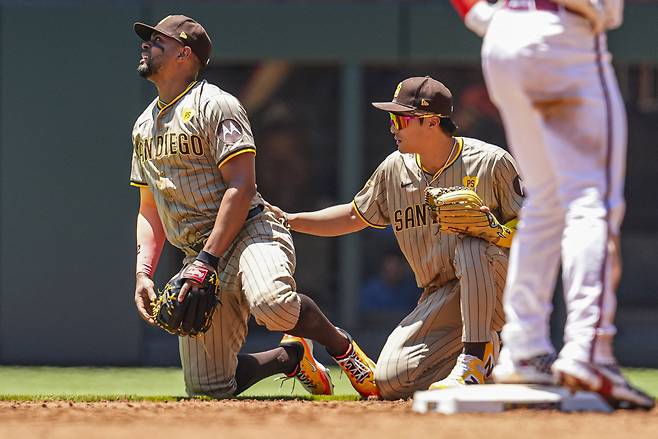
218 119 244 144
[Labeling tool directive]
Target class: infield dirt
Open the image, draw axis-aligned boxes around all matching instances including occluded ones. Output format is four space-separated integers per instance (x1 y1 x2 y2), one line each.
0 400 656 439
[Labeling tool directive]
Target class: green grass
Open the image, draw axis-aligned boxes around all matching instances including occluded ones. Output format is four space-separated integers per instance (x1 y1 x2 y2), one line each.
0 366 360 401
623 368 658 398
0 366 656 402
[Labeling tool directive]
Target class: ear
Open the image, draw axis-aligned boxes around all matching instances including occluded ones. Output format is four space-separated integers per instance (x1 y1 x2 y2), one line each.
178 46 193 61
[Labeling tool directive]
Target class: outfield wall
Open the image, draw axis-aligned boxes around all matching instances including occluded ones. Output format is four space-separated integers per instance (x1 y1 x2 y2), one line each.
1 0 657 366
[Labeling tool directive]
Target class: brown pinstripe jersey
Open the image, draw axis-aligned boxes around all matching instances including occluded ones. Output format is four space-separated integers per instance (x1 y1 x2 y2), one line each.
353 137 523 288
130 80 264 257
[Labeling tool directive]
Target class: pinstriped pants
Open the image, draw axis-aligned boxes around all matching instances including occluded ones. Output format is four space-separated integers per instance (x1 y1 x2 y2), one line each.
180 211 302 397
375 237 507 399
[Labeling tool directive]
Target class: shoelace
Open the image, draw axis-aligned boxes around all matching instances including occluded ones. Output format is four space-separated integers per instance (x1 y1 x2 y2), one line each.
448 358 474 379
295 369 318 390
274 366 318 394
274 375 297 394
337 351 371 384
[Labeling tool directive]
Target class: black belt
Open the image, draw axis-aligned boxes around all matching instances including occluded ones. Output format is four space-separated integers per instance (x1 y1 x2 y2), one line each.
247 204 264 220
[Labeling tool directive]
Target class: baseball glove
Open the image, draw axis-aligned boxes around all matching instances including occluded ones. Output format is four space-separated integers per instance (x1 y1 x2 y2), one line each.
425 186 513 247
151 263 220 337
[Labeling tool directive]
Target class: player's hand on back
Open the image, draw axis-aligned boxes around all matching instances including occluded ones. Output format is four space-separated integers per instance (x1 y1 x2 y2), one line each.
135 272 157 325
263 201 289 226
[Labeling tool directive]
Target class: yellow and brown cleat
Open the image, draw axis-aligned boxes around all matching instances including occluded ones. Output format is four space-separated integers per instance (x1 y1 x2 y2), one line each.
280 334 333 395
331 329 379 398
483 335 500 383
429 354 486 389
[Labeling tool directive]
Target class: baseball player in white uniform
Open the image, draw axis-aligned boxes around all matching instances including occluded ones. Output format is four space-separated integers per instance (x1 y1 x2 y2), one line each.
130 15 377 398
268 76 524 399
451 0 654 409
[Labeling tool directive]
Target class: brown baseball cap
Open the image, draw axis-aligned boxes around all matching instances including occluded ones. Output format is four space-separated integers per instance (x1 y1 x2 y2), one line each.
134 15 213 67
372 76 453 116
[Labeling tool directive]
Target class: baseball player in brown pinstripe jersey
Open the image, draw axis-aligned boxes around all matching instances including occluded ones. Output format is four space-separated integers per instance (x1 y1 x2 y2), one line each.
130 15 377 398
268 76 524 399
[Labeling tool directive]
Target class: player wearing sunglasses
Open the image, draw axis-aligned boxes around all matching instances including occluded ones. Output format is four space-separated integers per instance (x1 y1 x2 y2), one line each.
266 76 523 398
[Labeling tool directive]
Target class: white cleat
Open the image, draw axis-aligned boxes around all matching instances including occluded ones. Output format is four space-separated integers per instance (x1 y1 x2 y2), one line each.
492 348 557 385
553 359 655 410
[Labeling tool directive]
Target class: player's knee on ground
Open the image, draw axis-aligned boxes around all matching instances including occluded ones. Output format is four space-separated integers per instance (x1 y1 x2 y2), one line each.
185 382 236 399
248 281 301 332
374 363 413 399
375 357 454 399
184 366 239 396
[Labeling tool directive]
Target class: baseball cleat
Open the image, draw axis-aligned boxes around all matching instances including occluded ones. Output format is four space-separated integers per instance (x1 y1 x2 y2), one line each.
331 329 379 398
280 334 333 395
492 348 557 385
429 354 486 389
553 359 655 410
483 334 501 383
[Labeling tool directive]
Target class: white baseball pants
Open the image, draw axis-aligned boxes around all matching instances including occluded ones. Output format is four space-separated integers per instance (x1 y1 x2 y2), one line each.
481 9 626 365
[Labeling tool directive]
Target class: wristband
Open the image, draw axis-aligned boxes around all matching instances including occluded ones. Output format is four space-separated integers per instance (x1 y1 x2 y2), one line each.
196 250 219 268
136 270 152 279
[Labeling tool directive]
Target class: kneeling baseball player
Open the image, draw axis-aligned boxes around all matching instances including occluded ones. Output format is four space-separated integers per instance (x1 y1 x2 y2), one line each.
268 77 524 398
130 15 377 398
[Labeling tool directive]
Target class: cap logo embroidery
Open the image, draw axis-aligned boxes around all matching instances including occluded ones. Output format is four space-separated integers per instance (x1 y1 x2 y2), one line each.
180 31 188 39
393 82 402 99
421 99 430 106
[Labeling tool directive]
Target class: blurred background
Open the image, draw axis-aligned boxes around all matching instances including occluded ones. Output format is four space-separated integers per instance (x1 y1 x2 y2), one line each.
0 0 656 369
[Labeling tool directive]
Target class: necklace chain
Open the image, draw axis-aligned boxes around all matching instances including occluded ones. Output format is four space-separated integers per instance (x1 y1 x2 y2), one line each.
421 138 458 239
425 138 458 187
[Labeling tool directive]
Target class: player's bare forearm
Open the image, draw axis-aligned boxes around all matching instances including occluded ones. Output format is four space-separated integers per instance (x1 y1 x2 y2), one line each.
203 185 254 256
136 187 166 277
204 153 256 257
135 188 166 324
288 203 367 237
